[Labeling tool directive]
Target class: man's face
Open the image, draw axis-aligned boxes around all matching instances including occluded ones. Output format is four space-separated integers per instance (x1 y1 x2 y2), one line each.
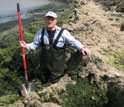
45 16 57 29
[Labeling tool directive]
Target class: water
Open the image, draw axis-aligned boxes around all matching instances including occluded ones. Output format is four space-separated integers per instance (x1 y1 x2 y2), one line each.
0 0 51 24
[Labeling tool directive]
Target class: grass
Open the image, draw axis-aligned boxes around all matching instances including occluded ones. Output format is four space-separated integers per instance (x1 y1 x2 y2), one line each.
102 49 124 71
0 94 23 106
23 31 35 42
57 16 70 26
28 2 55 14
59 78 107 107
39 78 107 107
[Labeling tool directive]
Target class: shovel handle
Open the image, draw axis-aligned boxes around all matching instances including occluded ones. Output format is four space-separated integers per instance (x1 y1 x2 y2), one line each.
17 3 20 12
17 3 27 70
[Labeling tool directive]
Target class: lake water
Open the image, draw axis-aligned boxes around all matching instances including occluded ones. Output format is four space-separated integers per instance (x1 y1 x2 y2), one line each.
0 0 51 24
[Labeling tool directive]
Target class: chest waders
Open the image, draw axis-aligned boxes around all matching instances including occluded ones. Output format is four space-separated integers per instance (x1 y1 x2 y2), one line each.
40 28 66 83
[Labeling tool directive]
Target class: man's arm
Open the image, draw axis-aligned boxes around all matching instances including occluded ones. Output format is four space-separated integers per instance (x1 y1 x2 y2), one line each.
64 30 91 56
19 29 42 51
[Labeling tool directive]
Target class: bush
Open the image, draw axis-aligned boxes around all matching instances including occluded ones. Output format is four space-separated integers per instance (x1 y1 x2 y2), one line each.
59 78 107 107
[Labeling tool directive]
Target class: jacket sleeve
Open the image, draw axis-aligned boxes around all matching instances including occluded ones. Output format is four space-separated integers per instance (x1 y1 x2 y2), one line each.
63 30 84 51
26 29 42 51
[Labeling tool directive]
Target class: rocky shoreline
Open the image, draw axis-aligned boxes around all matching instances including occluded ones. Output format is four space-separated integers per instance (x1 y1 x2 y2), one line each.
0 0 124 107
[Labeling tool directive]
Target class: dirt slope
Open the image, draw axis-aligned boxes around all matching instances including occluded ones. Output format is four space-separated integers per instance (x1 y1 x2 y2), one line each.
63 0 124 61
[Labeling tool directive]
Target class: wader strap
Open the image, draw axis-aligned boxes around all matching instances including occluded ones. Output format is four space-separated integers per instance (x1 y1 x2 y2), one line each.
41 27 45 45
53 28 64 46
41 28 64 46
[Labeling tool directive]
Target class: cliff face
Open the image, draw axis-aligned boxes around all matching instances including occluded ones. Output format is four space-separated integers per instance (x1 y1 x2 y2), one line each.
0 0 124 107
40 0 124 106
62 0 124 106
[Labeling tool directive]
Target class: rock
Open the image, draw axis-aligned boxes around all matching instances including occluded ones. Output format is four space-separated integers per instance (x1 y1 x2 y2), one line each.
24 91 61 107
79 55 124 106
38 75 76 102
41 103 61 107
25 100 42 107
24 91 42 107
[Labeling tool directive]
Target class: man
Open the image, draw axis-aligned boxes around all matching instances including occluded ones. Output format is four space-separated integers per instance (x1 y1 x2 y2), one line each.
20 11 91 83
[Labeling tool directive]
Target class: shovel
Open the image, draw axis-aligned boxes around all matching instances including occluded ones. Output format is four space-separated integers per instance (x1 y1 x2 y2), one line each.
17 3 35 97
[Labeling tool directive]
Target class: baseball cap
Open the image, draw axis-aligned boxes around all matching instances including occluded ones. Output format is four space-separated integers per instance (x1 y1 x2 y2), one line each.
45 11 57 18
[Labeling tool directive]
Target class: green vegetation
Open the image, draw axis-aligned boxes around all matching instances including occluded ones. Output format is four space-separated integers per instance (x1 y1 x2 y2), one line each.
0 2 74 106
60 78 106 107
0 1 113 106
38 55 107 107
28 2 55 14
121 24 124 31
57 16 70 27
59 56 107 107
106 85 124 107
103 49 124 71
0 21 40 105
0 94 23 106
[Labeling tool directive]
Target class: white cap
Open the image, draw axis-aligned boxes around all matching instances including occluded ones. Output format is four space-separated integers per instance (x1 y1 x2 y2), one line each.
45 11 57 18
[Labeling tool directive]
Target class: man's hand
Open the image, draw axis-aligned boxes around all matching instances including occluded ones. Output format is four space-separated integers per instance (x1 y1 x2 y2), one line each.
81 48 91 56
19 41 27 48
